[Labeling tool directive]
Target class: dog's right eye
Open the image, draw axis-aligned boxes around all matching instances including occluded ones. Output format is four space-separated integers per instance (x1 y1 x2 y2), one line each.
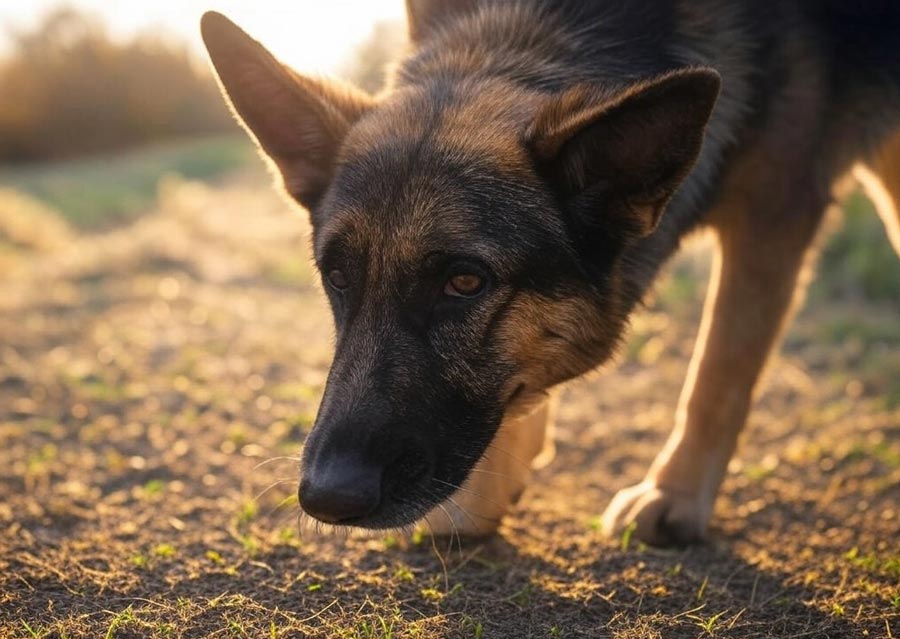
444 273 484 298
327 269 348 291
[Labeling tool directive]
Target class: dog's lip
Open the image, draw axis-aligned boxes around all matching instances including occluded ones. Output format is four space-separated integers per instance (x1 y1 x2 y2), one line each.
506 383 526 405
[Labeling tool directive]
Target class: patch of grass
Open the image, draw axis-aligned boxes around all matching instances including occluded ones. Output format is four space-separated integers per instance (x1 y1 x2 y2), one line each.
459 616 484 638
142 479 165 495
845 547 900 578
20 620 45 638
419 587 443 602
26 443 58 473
814 190 900 305
349 615 397 639
383 535 399 550
393 565 414 582
104 605 136 639
686 609 729 636
235 500 258 527
129 553 147 568
151 543 176 558
0 135 256 228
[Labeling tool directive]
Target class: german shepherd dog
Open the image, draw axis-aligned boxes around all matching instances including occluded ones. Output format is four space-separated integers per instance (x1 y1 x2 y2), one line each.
201 1 900 546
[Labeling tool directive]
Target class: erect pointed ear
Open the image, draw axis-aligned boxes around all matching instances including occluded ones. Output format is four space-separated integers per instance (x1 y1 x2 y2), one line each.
528 68 720 238
200 11 374 211
406 0 478 41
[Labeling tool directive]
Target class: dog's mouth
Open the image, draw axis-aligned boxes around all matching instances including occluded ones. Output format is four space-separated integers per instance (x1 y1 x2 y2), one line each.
298 444 480 530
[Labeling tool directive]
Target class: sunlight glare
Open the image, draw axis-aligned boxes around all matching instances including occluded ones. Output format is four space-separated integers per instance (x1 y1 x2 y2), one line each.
0 0 407 74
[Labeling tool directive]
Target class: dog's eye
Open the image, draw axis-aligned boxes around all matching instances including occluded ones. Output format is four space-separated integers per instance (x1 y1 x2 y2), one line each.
327 269 348 291
444 274 484 298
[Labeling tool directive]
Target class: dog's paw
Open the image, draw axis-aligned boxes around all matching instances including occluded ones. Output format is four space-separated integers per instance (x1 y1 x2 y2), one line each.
600 481 711 546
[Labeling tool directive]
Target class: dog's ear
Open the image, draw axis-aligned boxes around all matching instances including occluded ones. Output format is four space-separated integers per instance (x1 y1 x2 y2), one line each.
201 11 374 211
528 68 720 238
406 0 477 41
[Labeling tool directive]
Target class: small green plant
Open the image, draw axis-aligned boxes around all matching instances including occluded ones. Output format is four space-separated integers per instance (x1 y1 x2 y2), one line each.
460 615 484 638
393 565 414 582
129 553 147 567
142 479 165 495
105 605 136 639
152 543 177 558
420 587 443 602
227 618 249 638
697 575 709 601
236 500 257 526
21 620 44 638
620 521 637 552
687 610 728 636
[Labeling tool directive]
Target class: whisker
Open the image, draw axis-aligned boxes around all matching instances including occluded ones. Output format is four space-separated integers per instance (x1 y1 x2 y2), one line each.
253 456 302 471
443 494 482 535
262 494 298 521
435 502 461 556
425 517 450 591
484 441 531 471
431 477 509 514
253 477 296 503
467 466 518 481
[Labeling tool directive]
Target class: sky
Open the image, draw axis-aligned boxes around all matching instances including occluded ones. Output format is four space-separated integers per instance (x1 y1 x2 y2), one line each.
0 0 407 74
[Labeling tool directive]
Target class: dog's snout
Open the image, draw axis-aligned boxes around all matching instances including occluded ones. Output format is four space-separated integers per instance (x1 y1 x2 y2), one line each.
298 455 382 524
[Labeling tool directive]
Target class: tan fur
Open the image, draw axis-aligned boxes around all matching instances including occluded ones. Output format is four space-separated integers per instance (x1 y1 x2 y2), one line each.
496 291 620 418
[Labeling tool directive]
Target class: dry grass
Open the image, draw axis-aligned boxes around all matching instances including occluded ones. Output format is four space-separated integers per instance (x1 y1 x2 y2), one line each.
1 176 898 638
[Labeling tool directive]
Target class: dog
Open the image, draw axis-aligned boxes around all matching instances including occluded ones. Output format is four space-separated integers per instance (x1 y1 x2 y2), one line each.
200 0 900 546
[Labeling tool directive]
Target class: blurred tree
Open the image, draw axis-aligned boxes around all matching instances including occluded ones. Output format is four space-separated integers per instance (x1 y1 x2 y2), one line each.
340 20 406 94
0 7 235 162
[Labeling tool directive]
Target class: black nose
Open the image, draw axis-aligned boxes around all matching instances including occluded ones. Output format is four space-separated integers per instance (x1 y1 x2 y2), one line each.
298 455 381 524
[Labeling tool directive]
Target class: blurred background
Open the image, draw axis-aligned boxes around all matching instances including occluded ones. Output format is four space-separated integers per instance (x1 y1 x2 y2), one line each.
0 1 406 226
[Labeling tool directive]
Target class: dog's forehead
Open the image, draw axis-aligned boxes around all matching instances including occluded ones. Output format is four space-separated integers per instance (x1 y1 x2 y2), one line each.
315 89 551 268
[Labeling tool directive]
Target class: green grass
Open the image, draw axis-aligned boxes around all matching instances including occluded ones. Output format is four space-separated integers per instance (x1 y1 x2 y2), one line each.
0 135 257 229
813 190 900 305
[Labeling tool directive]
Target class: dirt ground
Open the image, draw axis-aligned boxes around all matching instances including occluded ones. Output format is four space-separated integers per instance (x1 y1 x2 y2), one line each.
1 175 898 638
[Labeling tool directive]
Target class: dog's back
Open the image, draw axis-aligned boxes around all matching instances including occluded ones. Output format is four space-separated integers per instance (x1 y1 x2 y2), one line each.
399 0 900 220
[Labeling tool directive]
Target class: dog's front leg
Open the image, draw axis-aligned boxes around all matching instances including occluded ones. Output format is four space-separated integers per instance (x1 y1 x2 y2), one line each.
602 183 826 546
422 394 557 537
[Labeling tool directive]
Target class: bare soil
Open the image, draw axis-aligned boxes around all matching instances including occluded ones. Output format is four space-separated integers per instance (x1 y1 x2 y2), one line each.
1 176 898 638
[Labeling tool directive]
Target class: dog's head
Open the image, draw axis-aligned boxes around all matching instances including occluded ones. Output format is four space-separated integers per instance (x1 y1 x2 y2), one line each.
201 9 718 528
